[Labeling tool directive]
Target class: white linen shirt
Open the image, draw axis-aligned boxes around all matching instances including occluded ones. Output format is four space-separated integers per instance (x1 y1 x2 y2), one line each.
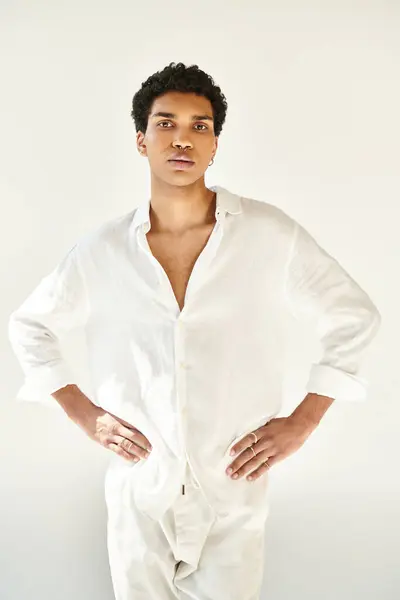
8 185 381 520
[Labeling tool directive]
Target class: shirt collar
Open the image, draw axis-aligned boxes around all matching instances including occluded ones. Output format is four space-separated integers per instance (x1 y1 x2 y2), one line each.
130 185 242 232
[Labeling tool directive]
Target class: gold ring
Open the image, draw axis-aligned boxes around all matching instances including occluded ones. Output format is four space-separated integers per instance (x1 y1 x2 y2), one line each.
250 446 257 458
121 439 132 452
250 432 258 444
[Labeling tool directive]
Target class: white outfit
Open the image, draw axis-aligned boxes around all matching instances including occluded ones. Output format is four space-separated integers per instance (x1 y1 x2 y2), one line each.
8 185 381 599
105 460 267 600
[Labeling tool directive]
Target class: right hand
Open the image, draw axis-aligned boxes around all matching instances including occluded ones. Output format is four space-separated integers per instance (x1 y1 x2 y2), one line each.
81 405 153 463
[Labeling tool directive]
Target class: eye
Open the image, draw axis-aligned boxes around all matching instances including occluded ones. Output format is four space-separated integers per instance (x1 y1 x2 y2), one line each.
157 121 208 131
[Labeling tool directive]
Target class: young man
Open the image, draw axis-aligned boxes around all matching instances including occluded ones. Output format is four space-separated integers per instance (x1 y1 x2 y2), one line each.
8 62 381 600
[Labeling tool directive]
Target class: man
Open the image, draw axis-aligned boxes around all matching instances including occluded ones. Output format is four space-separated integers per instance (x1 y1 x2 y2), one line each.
8 62 381 600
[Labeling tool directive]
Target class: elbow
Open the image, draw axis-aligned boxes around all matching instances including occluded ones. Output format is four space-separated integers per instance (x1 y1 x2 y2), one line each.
8 310 53 349
364 302 382 341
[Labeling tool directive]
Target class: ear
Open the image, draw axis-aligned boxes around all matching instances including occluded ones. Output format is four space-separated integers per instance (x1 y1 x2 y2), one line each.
136 131 147 157
211 136 219 160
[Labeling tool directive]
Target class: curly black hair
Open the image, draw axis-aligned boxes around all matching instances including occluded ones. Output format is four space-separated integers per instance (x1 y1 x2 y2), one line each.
131 62 228 137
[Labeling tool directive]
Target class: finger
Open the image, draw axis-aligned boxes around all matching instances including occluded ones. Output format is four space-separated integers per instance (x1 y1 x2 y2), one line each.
108 442 140 463
237 451 275 480
111 423 152 452
246 459 272 481
227 438 274 476
227 449 271 479
108 413 153 450
226 446 255 476
229 426 267 457
121 425 152 452
247 454 281 480
110 435 151 460
226 448 273 479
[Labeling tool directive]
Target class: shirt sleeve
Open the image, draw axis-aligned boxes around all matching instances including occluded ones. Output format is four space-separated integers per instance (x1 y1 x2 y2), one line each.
8 243 90 407
283 220 381 402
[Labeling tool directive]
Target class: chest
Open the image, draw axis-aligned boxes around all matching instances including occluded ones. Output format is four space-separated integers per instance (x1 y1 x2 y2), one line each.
146 224 216 312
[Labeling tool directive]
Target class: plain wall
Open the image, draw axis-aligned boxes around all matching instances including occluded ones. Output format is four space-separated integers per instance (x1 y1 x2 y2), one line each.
1 1 399 598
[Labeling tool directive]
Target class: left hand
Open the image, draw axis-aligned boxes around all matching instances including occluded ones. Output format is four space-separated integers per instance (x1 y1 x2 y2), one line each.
225 416 315 482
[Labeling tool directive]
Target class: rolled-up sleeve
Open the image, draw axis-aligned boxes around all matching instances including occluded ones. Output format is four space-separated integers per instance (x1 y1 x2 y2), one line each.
8 243 90 406
283 220 381 402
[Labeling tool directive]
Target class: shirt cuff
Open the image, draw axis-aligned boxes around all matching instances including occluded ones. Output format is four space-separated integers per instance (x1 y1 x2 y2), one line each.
305 363 368 402
14 361 76 409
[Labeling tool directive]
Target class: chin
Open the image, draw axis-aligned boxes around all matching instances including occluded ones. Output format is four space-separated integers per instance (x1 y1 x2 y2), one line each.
160 171 205 186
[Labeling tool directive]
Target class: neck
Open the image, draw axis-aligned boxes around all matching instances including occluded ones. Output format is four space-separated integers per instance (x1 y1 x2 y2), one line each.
148 174 217 235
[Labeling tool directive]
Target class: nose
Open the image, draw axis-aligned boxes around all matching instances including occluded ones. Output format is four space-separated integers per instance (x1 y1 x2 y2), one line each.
173 140 193 151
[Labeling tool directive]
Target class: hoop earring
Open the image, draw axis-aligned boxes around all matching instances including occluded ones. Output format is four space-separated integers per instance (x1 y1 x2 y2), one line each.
208 157 214 167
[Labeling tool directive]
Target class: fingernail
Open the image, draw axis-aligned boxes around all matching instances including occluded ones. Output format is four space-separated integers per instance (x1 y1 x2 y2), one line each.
230 449 235 456
226 468 233 475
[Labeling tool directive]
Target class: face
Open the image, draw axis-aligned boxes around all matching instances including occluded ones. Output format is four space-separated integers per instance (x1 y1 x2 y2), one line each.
136 91 218 186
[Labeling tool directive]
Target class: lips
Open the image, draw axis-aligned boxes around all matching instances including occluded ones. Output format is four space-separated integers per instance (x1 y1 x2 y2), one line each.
169 159 193 162
168 159 195 170
168 159 194 163
168 154 194 163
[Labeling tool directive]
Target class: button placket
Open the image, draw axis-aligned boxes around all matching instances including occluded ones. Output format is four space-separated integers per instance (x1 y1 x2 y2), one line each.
174 322 202 492
174 318 188 456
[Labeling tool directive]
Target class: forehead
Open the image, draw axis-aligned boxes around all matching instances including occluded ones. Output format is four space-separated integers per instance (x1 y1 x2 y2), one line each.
150 91 213 116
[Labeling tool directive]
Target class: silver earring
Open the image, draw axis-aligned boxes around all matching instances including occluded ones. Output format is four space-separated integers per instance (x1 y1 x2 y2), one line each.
209 157 214 167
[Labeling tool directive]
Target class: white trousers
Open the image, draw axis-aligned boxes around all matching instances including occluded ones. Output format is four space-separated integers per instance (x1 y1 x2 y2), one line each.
105 460 268 600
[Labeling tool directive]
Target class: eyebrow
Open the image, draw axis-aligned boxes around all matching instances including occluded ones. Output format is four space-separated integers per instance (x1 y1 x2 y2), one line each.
151 111 214 122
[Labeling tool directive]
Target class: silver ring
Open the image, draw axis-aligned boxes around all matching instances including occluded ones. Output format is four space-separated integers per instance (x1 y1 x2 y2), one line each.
250 432 258 444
